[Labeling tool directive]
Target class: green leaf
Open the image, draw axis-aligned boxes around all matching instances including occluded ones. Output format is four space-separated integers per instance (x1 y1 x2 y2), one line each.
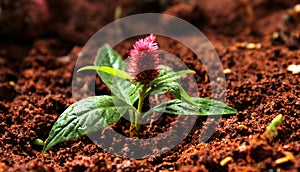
147 81 198 106
78 66 131 80
95 44 126 70
94 44 138 105
151 69 195 87
146 65 197 106
143 97 237 119
42 96 134 152
268 114 283 129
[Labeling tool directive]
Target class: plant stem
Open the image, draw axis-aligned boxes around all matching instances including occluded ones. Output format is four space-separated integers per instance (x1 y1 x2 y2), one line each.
129 110 134 124
135 85 145 131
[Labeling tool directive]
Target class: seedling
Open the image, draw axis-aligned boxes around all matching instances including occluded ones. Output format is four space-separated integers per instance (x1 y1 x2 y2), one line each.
263 114 283 138
42 34 237 152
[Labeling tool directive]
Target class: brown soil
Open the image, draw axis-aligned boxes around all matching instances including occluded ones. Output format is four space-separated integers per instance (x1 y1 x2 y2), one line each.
0 0 299 171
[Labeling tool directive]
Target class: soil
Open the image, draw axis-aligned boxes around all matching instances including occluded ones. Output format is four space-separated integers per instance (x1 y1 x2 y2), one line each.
0 0 300 171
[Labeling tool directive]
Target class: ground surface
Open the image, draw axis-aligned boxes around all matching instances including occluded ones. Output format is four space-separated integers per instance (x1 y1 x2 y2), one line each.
0 0 299 171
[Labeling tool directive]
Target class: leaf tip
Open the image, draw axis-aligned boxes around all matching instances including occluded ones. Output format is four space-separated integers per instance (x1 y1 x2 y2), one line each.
77 66 89 72
32 138 45 146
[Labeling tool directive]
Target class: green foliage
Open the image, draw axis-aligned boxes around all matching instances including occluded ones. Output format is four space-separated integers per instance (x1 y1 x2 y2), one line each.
42 96 133 152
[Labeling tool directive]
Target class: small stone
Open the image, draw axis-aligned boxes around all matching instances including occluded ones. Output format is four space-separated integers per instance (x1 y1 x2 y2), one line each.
220 157 233 166
235 42 261 49
293 4 300 14
246 43 256 49
57 56 71 63
9 81 15 86
287 64 300 74
123 160 131 168
272 32 280 39
238 144 248 153
247 43 261 49
223 68 232 74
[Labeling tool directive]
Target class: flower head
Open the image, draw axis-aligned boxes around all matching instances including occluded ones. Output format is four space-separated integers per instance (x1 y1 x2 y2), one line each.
127 34 160 85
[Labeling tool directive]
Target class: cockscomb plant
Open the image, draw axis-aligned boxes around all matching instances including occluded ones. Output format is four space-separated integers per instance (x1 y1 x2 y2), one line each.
42 34 237 152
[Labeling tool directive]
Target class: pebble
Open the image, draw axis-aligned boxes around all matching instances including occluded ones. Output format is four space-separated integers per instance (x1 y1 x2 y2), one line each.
235 42 262 49
57 56 71 63
246 43 261 49
293 4 300 14
287 64 300 74
9 81 15 86
220 157 233 166
223 68 232 74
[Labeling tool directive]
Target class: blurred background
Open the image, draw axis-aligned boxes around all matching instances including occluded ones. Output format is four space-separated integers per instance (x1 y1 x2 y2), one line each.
1 0 300 70
1 0 300 43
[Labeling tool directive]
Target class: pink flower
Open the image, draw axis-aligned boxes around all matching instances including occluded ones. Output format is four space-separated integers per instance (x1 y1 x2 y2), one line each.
127 34 160 84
